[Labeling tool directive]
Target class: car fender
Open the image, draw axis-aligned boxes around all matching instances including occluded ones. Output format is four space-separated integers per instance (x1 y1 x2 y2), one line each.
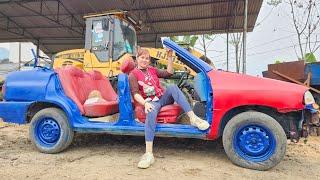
207 70 308 139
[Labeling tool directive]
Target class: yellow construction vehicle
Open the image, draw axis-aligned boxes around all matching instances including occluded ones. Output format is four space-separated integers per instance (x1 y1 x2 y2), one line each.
53 11 212 77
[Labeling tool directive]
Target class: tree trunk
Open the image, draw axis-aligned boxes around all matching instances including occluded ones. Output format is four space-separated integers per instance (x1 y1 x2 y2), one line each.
297 33 304 59
202 35 207 61
235 44 239 73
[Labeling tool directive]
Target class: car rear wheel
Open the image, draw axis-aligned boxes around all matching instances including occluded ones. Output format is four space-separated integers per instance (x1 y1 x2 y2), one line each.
222 111 287 171
29 107 74 154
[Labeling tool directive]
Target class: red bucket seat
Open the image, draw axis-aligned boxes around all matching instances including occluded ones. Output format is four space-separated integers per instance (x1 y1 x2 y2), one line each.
56 66 118 117
120 56 182 123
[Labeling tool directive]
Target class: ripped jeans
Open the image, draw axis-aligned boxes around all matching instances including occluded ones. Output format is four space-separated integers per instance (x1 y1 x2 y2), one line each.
145 84 192 141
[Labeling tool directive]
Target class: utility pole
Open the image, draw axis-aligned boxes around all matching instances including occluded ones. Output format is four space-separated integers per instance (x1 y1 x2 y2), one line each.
18 42 21 71
242 0 248 74
36 39 40 58
227 31 229 71
155 34 158 48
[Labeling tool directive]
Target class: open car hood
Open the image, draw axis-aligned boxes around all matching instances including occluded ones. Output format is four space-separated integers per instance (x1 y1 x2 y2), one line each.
162 39 213 73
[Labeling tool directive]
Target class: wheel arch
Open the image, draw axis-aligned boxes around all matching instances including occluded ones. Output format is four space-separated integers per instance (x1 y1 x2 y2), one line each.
26 102 64 123
218 105 300 137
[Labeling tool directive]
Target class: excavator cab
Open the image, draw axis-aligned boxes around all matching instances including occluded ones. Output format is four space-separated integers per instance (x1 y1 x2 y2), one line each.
82 12 137 76
53 11 138 76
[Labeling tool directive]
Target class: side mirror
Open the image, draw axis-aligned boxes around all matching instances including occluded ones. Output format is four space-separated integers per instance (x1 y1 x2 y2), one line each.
102 19 109 31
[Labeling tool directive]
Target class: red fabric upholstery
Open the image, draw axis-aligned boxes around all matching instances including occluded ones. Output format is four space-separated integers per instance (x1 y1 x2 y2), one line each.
55 66 87 114
134 104 182 124
120 56 135 74
88 71 118 101
56 66 118 117
84 101 118 117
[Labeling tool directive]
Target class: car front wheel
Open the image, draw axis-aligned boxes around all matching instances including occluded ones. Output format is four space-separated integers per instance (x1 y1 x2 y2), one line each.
222 111 287 171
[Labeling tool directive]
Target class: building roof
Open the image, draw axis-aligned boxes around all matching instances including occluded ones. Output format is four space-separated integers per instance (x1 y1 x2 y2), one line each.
0 0 263 54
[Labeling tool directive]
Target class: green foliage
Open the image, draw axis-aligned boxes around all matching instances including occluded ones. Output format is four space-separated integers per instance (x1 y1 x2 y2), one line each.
267 0 282 7
170 36 179 43
304 53 317 63
275 60 282 64
189 36 198 47
170 35 198 48
204 34 215 41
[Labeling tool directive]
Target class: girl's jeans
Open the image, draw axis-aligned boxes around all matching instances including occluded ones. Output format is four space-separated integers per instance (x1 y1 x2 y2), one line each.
145 84 192 141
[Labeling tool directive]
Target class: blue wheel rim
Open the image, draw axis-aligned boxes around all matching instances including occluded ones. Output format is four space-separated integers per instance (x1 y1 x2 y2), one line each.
35 117 61 147
233 124 276 162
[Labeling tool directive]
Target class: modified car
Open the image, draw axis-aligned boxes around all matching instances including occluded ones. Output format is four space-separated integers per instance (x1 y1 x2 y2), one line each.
0 39 317 171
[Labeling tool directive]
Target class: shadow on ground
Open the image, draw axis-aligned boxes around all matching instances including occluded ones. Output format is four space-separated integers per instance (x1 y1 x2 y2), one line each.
70 133 225 154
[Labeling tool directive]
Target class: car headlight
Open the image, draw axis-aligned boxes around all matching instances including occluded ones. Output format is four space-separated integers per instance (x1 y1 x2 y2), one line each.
304 91 315 105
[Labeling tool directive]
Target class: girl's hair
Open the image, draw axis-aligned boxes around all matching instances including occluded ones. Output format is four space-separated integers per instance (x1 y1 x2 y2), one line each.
136 46 150 58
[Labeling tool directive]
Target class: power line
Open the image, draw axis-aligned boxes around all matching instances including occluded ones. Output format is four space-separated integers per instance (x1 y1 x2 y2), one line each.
247 40 320 56
211 33 298 59
254 6 275 28
213 41 320 64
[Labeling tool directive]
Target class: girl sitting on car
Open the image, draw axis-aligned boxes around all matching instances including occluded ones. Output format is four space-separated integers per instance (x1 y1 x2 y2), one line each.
129 47 210 169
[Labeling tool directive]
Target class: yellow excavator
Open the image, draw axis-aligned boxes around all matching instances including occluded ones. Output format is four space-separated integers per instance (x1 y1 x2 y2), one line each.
53 11 212 77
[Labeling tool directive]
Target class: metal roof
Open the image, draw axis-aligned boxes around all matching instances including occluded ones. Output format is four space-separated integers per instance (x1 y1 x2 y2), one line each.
0 0 263 54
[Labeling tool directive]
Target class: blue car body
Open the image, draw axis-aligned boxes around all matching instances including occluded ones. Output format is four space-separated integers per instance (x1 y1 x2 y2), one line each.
0 39 213 139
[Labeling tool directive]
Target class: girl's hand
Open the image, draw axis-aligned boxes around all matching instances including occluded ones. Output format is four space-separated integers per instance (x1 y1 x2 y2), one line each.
144 101 155 113
167 48 173 59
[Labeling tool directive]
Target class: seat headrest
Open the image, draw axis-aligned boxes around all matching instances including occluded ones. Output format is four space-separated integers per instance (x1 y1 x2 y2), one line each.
57 65 84 77
120 56 135 74
67 66 84 77
89 70 104 80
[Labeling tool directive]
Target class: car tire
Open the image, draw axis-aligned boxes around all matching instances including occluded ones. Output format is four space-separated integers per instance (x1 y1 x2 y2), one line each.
29 107 74 154
222 111 286 171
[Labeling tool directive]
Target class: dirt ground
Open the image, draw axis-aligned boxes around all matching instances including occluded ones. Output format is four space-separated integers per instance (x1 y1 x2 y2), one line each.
0 121 319 180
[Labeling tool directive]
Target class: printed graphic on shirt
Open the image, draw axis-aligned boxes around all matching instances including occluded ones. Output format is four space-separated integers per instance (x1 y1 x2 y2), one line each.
138 81 159 101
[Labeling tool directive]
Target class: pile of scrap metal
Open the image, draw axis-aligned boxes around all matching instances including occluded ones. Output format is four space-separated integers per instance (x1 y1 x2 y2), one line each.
307 103 320 136
263 60 320 136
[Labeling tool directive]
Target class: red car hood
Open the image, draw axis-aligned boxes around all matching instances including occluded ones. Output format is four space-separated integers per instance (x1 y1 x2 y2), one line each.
208 70 308 112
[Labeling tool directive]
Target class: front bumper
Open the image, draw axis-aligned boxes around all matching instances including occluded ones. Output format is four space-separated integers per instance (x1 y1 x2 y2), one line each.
301 104 320 139
288 104 319 143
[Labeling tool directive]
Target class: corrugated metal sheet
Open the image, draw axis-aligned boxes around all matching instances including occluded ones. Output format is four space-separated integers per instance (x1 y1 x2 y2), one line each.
0 0 263 54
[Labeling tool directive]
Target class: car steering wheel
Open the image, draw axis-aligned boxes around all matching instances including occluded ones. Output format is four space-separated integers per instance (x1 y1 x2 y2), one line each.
108 70 118 90
177 71 189 88
34 66 51 71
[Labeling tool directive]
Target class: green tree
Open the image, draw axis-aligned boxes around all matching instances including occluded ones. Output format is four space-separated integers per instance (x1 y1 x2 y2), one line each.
269 0 320 60
198 34 216 64
170 34 215 66
229 33 242 73
267 0 282 6
305 53 317 63
170 35 198 48
275 60 282 64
